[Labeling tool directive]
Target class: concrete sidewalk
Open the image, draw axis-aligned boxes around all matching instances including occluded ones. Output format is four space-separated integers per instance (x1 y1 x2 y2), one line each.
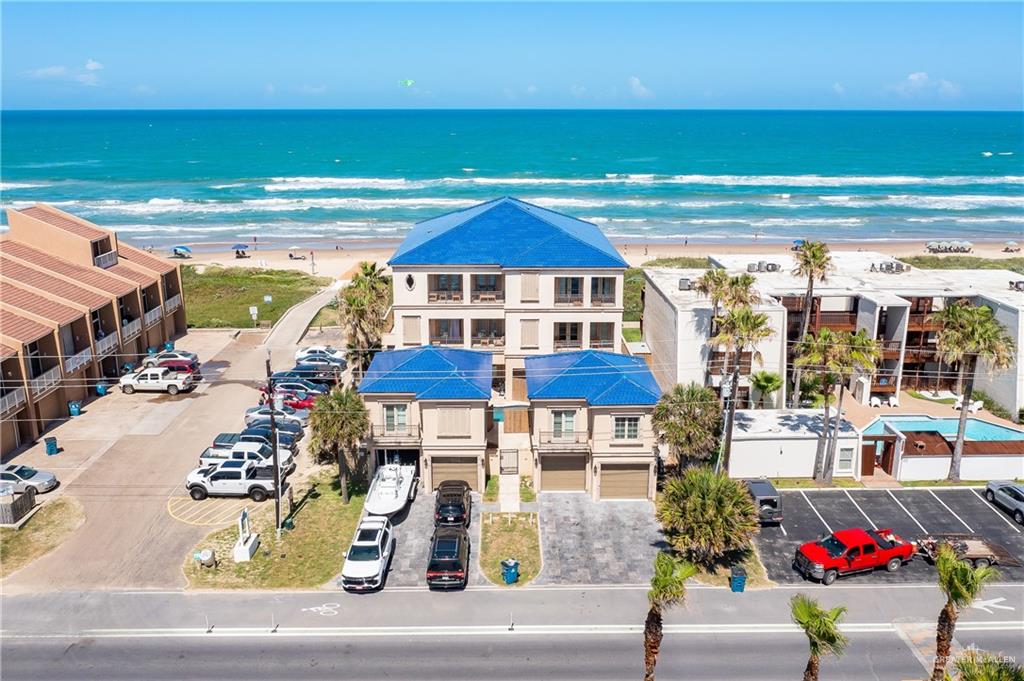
263 281 344 358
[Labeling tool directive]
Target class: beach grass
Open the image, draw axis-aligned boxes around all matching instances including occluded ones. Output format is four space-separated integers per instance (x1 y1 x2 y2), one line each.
0 497 85 578
183 265 332 328
309 300 341 329
479 512 541 587
642 256 710 269
901 255 1024 276
624 268 646 321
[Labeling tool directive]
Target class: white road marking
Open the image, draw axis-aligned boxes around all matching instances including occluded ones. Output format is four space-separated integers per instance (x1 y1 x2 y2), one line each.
887 490 928 534
779 523 788 537
929 490 974 533
970 489 1022 534
844 490 877 530
971 597 1015 614
800 490 832 533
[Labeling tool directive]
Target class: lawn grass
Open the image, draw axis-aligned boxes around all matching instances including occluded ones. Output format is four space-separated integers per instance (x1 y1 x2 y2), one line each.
483 475 499 503
519 476 536 503
184 473 365 589
899 480 995 488
900 255 1024 276
768 477 864 489
0 497 84 578
622 327 642 343
182 265 332 328
908 390 957 405
691 544 773 589
479 512 541 586
623 268 646 322
308 301 340 329
641 256 710 269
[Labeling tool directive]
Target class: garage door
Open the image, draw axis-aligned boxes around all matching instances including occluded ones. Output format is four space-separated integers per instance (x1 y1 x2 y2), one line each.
1 419 19 456
431 456 478 490
599 463 650 499
36 392 63 426
541 455 587 491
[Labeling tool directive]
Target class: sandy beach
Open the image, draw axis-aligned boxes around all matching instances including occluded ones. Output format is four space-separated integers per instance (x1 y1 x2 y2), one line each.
176 237 1021 279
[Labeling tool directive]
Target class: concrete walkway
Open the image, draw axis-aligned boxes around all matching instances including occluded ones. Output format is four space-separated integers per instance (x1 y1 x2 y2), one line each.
498 474 521 512
263 281 344 360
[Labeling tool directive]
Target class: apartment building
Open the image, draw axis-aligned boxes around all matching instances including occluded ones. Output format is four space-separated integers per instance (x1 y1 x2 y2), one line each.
383 197 628 394
0 203 187 454
525 350 660 500
643 251 1024 417
358 346 493 491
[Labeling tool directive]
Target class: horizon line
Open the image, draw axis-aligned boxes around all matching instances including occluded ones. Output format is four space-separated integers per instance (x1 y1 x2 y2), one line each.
3 106 1023 114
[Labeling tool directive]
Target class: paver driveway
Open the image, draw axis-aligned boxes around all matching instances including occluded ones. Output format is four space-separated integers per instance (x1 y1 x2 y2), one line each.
534 493 665 585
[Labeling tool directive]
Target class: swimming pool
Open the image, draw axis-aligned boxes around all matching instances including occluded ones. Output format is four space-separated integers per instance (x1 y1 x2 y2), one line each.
863 415 1024 441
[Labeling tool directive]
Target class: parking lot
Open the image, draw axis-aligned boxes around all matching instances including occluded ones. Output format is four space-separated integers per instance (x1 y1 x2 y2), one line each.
756 488 1024 585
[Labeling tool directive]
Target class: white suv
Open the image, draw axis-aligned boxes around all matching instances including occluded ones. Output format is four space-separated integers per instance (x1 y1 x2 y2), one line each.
185 460 277 502
340 516 395 592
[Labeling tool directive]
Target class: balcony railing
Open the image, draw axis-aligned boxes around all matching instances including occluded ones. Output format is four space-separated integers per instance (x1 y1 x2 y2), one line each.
708 351 753 374
371 423 422 442
872 369 899 392
589 340 615 350
429 335 465 347
908 313 940 330
144 306 163 328
164 293 182 313
590 293 616 306
554 293 584 306
427 290 463 303
814 312 858 329
95 333 119 357
554 339 583 351
29 366 62 398
471 335 505 349
470 290 505 303
64 346 93 374
121 318 142 340
904 345 938 362
93 250 118 269
537 430 589 449
0 388 26 415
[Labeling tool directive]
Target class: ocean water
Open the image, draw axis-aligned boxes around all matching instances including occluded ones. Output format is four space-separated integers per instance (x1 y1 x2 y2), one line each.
1 110 1022 247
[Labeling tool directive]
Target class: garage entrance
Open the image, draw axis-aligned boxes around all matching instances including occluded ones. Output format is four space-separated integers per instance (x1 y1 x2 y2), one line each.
599 463 650 499
541 454 587 491
431 456 479 490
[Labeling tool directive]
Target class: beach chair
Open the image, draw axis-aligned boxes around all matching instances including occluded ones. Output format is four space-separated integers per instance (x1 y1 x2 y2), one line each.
967 400 984 414
869 396 882 408
887 395 900 408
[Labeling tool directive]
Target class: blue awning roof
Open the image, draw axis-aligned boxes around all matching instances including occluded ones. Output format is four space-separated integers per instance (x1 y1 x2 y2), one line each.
524 350 660 406
389 197 628 268
358 346 492 399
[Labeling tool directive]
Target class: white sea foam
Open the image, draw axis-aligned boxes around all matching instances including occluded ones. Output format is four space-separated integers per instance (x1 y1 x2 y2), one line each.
209 183 246 189
264 176 420 191
0 182 51 190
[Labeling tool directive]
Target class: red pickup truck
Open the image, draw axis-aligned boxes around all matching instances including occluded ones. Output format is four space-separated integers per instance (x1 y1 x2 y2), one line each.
794 528 915 585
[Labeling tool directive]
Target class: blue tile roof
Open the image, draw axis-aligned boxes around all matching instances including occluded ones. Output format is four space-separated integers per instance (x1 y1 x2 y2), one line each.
389 197 628 268
524 350 661 406
358 346 492 400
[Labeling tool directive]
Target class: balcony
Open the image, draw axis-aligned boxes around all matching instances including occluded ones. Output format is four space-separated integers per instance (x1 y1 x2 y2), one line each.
471 335 505 349
554 293 584 306
879 340 903 359
144 306 163 328
371 423 422 444
814 312 857 331
470 290 504 304
93 250 118 269
0 388 26 415
904 345 939 363
872 369 899 393
29 366 62 398
64 346 93 374
708 351 753 374
589 340 615 350
554 339 583 352
164 293 183 313
908 313 940 331
122 318 142 340
427 290 463 304
590 293 616 307
429 335 465 347
95 333 119 357
537 430 589 450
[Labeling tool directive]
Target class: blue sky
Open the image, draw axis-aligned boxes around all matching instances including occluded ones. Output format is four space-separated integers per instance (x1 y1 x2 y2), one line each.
3 2 1021 110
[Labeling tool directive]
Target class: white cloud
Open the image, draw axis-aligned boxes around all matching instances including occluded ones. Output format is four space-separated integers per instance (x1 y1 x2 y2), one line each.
75 72 100 87
29 65 68 79
832 82 845 96
937 79 961 97
569 84 586 98
85 59 103 71
891 72 961 98
628 76 652 98
298 84 327 95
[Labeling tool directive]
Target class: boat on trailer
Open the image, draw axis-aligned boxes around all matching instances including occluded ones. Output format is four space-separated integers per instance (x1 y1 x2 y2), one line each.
364 463 417 516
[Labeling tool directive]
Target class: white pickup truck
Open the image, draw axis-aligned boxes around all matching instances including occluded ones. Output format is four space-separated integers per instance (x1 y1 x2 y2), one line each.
119 366 194 395
199 441 294 473
185 460 278 501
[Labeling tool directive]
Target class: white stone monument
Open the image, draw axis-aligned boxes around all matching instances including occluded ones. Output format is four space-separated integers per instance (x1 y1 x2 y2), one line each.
232 507 260 563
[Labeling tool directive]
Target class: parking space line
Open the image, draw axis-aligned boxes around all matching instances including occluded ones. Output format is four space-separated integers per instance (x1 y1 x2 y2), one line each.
778 523 787 536
970 489 1022 534
799 491 832 533
928 490 973 533
844 490 876 530
887 490 928 534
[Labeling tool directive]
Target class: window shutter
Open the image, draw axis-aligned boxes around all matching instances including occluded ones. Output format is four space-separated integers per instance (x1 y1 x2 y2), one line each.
402 316 421 344
522 319 539 348
438 407 470 436
521 273 539 302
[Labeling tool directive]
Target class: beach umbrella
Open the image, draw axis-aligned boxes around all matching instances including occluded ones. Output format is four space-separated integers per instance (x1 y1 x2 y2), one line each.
171 245 192 254
231 243 249 251
792 239 804 246
288 246 302 250
926 241 938 249
1006 241 1018 247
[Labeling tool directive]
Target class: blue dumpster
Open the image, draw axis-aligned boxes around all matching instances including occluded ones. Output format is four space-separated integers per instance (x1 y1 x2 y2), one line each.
501 558 520 585
96 383 108 397
163 340 174 351
44 437 59 456
68 401 82 417
730 566 747 593
147 346 157 355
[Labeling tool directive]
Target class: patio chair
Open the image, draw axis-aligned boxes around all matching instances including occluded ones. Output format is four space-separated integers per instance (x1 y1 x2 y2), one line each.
968 400 984 413
887 395 900 408
869 396 882 408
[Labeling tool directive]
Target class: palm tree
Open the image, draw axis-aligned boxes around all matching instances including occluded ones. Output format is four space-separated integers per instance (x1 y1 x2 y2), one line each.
652 383 723 466
931 301 973 395
789 241 833 407
790 593 848 681
823 330 881 483
794 328 846 482
723 273 762 309
750 370 784 408
340 261 393 381
693 268 731 320
933 301 1015 481
643 552 698 681
952 648 1024 681
931 544 1000 681
714 307 775 474
307 387 369 503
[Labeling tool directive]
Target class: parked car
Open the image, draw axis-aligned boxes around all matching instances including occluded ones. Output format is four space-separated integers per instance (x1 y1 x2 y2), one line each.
215 431 297 456
426 526 471 590
295 345 346 365
289 363 341 385
296 355 346 370
142 350 198 368
200 441 294 472
119 366 195 395
241 425 300 447
185 460 277 501
434 480 472 527
985 481 1024 525
263 379 327 395
794 528 915 585
340 516 395 592
271 390 316 411
158 359 202 379
244 404 308 427
743 478 783 524
245 418 304 440
0 464 58 494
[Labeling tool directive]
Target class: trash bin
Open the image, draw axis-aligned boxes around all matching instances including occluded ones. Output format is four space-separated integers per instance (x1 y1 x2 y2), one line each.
147 346 156 355
68 401 82 417
730 566 747 593
44 437 59 456
163 340 175 351
96 383 108 397
501 558 520 585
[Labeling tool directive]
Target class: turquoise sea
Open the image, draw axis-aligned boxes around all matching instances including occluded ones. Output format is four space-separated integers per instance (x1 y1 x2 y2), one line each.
1 110 1022 247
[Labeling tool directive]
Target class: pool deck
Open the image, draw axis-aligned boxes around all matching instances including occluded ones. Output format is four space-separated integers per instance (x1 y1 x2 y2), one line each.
841 388 1020 431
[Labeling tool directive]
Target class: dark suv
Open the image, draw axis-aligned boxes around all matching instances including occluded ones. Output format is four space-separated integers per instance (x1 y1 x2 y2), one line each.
434 480 472 527
744 478 783 524
425 526 470 590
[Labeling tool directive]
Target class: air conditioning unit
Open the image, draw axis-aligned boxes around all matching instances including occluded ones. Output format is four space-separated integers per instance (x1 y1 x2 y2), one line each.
757 260 767 272
678 278 691 291
747 263 757 273
766 262 779 272
1014 280 1024 292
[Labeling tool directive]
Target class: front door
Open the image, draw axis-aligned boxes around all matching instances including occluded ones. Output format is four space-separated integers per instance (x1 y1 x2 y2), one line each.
500 449 518 474
861 444 876 476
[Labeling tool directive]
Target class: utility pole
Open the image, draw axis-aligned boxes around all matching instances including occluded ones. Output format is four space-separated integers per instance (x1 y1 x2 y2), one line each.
265 350 283 540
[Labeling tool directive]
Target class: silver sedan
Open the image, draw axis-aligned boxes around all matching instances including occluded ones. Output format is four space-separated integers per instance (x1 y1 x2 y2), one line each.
1 464 59 494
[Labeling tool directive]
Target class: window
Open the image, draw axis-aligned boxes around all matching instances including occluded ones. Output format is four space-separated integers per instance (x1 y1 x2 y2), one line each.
473 274 499 292
862 544 875 555
613 416 640 440
402 316 421 344
557 277 582 296
521 319 539 348
521 273 539 302
438 407 471 437
590 277 615 303
847 547 861 560
552 410 575 437
837 448 854 473
384 404 408 433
